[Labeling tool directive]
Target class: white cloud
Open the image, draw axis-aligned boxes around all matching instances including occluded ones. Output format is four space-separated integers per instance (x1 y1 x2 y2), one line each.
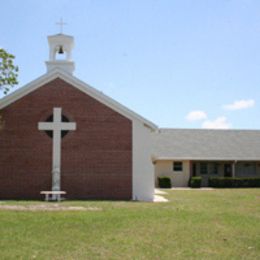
223 99 255 111
186 110 207 121
202 116 231 129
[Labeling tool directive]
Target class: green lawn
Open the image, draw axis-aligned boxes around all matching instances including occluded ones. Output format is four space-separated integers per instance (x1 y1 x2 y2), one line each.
0 189 259 259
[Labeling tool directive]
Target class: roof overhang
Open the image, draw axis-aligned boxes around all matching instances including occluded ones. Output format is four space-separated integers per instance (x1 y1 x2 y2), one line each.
152 157 260 162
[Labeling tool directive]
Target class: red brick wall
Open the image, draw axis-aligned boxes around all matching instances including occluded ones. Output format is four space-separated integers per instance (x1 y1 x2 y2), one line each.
0 78 132 200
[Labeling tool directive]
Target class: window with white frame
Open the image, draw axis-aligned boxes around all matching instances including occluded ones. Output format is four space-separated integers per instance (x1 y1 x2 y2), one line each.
173 161 183 172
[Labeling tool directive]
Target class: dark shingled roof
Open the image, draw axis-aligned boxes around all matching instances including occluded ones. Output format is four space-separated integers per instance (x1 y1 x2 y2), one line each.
153 129 260 161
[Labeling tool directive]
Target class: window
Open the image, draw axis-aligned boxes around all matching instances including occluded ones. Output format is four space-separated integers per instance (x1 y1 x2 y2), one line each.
173 162 183 172
200 163 208 174
45 114 70 138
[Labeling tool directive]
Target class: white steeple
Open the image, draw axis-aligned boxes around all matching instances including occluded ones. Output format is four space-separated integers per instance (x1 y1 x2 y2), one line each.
45 33 75 74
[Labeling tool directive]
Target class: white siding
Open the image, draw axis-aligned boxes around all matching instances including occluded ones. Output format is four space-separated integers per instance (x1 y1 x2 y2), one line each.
155 160 190 187
132 121 154 201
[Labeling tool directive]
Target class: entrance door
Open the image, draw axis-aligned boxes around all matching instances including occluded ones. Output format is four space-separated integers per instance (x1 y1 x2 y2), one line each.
224 164 232 177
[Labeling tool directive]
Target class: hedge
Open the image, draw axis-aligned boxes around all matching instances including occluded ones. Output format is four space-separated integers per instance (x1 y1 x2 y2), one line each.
158 177 171 188
208 177 260 188
189 177 202 188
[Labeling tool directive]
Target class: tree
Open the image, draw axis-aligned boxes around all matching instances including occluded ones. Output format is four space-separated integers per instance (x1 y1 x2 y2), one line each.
0 49 18 129
0 48 19 94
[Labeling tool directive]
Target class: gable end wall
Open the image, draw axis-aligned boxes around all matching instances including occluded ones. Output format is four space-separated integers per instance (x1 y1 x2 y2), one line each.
0 78 132 200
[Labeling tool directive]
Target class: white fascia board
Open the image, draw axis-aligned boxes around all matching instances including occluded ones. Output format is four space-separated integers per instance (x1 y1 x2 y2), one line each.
153 157 260 162
0 70 59 110
60 72 158 130
0 69 158 130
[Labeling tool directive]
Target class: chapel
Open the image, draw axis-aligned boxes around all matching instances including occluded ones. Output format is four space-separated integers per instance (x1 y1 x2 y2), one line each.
0 33 156 201
1 33 260 200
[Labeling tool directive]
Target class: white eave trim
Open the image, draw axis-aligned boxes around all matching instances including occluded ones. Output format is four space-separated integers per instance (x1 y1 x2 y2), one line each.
0 69 157 130
153 157 260 162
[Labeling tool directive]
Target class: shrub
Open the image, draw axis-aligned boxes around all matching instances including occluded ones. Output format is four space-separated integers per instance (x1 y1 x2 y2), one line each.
189 177 202 188
158 177 171 188
208 177 260 188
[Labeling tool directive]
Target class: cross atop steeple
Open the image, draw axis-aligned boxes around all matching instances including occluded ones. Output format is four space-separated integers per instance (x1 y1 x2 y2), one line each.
56 18 67 34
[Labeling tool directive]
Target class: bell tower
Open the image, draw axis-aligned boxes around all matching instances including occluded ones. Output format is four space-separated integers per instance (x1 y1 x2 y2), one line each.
45 33 75 74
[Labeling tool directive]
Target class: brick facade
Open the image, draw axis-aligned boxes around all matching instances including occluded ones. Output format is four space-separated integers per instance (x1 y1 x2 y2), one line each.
0 78 132 200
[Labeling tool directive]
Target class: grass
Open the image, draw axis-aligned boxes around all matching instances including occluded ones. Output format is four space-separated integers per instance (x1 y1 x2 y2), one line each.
0 189 259 259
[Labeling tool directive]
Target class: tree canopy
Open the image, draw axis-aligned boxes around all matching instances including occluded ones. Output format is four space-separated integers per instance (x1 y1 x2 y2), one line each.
0 48 19 94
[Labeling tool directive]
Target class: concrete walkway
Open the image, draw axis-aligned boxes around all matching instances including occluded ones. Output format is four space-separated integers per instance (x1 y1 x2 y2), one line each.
154 188 169 202
171 187 214 190
153 194 169 202
154 188 168 195
153 187 215 202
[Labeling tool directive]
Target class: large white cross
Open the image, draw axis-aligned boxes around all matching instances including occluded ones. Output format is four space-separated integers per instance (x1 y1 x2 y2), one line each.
38 108 76 193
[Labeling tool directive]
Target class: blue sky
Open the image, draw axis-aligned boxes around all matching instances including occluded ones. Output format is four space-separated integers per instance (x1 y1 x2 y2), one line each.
1 0 260 129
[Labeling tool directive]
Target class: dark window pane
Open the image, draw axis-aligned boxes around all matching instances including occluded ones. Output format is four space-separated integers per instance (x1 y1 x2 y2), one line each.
200 163 208 174
173 162 183 172
45 114 70 138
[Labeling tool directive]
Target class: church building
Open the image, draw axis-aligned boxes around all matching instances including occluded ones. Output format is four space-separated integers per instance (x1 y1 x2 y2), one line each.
0 33 157 201
1 33 260 201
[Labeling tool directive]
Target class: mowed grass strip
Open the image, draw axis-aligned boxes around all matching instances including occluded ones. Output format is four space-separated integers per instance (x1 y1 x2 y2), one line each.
0 189 259 259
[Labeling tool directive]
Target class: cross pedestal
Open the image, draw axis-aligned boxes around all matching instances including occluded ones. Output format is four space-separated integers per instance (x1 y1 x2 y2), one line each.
38 108 76 200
